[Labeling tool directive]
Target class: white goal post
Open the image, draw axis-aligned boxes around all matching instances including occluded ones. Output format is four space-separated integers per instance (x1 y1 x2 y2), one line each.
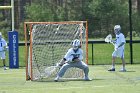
0 0 15 31
24 21 88 81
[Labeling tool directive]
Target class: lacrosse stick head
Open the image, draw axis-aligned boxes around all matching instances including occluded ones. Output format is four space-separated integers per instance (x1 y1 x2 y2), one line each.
44 66 59 78
44 59 63 77
105 34 112 43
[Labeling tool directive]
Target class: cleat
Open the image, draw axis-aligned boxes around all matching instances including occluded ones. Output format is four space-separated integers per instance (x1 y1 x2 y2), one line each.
84 77 92 81
54 76 59 82
54 80 58 82
108 68 115 71
4 66 8 70
119 69 126 72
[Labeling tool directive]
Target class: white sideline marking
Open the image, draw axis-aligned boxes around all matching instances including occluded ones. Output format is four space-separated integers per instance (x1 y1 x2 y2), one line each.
51 86 105 90
0 72 25 74
20 86 106 91
93 86 105 87
54 85 134 90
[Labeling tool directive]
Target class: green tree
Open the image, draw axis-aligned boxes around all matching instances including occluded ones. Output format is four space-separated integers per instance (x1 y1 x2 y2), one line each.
25 3 53 21
89 0 129 37
24 0 65 22
0 0 11 40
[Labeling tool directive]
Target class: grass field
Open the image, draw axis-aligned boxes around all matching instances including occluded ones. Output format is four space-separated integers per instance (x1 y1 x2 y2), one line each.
0 64 140 93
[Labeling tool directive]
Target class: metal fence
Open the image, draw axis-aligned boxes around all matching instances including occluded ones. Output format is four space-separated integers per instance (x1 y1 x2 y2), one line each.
18 40 140 65
88 40 140 65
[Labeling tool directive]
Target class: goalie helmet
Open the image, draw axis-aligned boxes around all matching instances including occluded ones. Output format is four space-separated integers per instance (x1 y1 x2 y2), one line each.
114 25 121 35
72 39 80 50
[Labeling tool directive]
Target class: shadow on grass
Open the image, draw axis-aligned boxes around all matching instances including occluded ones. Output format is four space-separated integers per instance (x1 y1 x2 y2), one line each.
33 78 104 82
119 71 136 72
125 71 136 72
32 78 104 82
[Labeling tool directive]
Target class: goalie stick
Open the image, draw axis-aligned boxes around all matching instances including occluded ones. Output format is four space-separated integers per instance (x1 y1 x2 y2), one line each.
44 59 65 78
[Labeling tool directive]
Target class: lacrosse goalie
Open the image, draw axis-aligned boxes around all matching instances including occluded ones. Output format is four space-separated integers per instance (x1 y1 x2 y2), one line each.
54 39 91 81
108 25 126 72
0 32 8 70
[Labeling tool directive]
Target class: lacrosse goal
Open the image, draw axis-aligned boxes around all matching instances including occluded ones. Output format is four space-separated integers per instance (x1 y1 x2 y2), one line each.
24 21 88 81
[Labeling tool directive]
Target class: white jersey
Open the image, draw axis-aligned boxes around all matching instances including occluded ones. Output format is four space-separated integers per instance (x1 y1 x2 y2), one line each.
64 48 83 62
112 33 125 58
115 33 126 49
0 38 7 52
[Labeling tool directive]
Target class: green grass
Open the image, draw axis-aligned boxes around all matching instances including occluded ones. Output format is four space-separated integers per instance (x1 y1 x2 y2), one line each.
0 65 140 93
0 46 26 67
0 43 140 67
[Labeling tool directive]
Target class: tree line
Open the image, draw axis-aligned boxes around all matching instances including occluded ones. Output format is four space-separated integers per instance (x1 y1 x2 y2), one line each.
0 0 140 40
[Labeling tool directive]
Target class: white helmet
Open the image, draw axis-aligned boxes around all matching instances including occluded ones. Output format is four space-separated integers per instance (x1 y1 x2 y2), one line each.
72 39 80 50
114 25 121 35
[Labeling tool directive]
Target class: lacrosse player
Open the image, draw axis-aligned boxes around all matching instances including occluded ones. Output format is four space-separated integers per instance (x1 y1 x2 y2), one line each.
54 39 91 81
0 32 8 70
108 25 126 72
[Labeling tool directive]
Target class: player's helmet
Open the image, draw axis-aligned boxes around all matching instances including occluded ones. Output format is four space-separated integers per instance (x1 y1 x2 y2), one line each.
114 25 121 35
72 39 80 50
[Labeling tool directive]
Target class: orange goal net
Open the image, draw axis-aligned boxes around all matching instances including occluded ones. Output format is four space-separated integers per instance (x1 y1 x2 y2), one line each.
24 21 88 81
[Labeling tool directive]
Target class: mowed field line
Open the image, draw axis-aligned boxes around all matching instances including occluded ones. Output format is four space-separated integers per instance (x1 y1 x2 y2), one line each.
0 65 140 93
